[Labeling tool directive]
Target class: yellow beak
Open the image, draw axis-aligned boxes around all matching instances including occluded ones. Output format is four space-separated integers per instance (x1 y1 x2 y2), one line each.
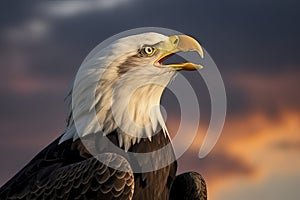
155 35 204 71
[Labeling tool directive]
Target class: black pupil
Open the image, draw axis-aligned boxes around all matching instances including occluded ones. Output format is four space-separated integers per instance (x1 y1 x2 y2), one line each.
146 47 152 54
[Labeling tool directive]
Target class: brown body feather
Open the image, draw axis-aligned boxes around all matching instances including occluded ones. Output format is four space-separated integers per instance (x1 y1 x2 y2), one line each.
0 130 177 200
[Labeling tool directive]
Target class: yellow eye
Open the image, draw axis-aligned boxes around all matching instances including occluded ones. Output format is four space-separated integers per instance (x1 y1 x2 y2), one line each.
143 46 156 56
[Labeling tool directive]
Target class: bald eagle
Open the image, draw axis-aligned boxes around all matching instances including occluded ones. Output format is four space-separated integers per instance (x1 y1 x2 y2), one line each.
0 33 207 200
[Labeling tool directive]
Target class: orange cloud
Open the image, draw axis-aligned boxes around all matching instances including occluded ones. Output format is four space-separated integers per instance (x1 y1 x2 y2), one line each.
166 108 300 199
228 71 300 111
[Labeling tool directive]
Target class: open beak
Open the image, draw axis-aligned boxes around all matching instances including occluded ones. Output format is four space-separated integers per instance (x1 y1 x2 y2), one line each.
155 35 204 71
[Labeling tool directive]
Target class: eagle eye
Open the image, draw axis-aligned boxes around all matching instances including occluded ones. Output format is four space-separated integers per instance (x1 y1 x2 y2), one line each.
139 46 156 57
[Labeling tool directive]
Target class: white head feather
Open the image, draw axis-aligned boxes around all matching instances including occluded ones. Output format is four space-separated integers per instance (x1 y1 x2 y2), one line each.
60 32 177 151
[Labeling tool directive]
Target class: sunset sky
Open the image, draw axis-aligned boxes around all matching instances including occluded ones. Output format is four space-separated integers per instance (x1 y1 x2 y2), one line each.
1 0 300 199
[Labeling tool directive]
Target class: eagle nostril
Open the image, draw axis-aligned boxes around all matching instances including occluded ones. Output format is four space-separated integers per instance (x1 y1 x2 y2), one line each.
173 38 179 45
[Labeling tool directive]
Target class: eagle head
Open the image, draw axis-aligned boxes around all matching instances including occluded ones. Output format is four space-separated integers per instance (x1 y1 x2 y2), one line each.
60 32 203 151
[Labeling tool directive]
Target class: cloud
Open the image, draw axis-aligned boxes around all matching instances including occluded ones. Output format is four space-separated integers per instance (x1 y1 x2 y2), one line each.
1 73 68 95
210 109 300 199
215 174 300 200
1 0 137 44
271 140 300 151
175 147 255 198
226 70 300 115
39 0 135 18
177 149 255 178
168 100 300 199
0 51 69 95
2 18 51 43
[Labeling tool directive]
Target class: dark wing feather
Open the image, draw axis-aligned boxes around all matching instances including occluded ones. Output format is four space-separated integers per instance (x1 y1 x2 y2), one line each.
78 130 178 200
1 129 178 200
94 130 177 200
0 138 134 200
169 172 207 200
